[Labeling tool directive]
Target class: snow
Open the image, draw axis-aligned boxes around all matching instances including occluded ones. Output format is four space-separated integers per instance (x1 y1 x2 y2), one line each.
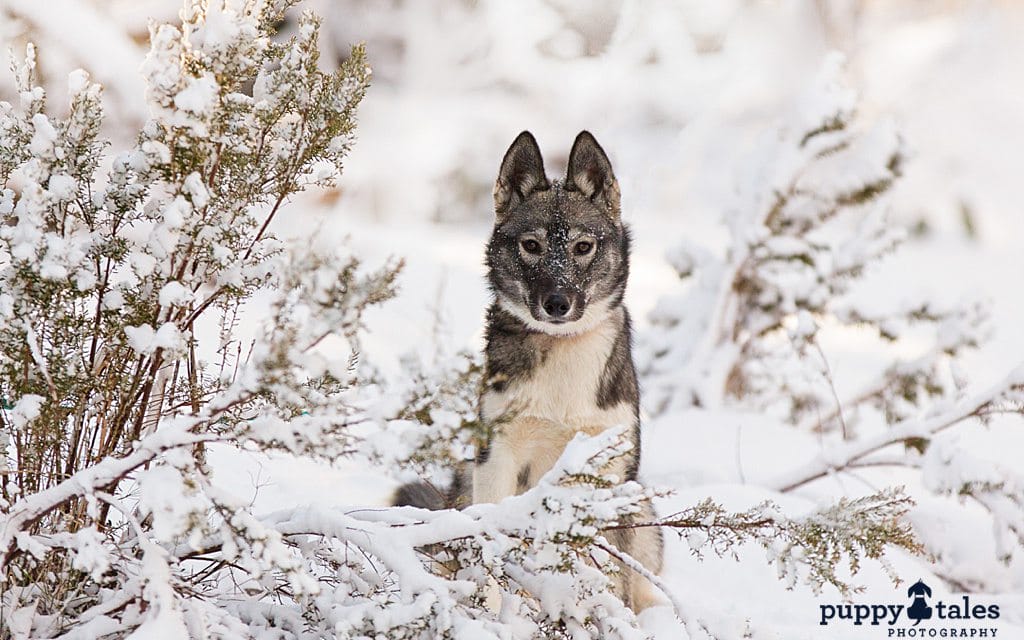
67 68 89 95
2 0 148 123
135 465 210 546
28 113 57 156
181 171 209 207
293 3 1023 633
158 281 191 307
125 543 190 639
8 394 44 429
3 2 1024 638
69 526 112 581
102 289 125 310
196 0 243 50
173 72 218 114
46 173 76 200
124 322 184 355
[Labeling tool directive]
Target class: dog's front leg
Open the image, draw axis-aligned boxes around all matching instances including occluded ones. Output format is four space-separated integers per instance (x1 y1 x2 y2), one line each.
471 436 519 504
470 437 521 612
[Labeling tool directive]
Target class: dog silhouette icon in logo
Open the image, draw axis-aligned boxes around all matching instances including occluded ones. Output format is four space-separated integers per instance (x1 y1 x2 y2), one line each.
906 579 933 626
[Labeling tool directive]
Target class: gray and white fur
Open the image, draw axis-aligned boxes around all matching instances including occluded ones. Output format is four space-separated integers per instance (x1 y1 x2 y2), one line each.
396 130 663 611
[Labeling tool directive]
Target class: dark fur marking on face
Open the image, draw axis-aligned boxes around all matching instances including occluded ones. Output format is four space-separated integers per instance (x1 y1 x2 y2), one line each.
486 131 630 327
485 182 631 326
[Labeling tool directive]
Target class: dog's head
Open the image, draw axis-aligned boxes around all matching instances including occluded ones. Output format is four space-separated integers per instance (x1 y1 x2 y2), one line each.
486 131 630 336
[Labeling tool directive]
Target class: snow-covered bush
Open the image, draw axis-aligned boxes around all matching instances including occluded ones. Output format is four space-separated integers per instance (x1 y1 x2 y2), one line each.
0 4 941 639
645 54 975 420
0 0 388 635
640 54 1024 583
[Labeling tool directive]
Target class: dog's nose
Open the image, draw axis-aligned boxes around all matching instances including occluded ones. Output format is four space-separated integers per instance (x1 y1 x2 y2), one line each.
542 293 572 318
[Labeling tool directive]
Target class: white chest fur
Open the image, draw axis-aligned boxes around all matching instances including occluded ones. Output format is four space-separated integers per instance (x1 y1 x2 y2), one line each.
474 314 636 504
482 316 630 431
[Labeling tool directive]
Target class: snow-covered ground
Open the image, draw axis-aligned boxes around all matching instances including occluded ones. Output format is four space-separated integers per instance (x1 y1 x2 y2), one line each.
3 1 1023 637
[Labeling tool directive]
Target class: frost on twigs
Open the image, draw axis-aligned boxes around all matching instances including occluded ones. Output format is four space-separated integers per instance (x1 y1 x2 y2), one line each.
643 53 987 424
660 488 921 598
920 435 1024 563
358 350 484 493
0 0 383 636
374 425 924 639
260 430 659 640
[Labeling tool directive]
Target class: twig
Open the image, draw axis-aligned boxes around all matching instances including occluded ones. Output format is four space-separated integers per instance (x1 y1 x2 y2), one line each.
769 365 1024 492
23 320 58 401
812 339 849 440
595 536 715 640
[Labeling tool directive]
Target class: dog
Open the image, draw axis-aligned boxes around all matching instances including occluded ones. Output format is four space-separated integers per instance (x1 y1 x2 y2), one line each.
396 130 663 611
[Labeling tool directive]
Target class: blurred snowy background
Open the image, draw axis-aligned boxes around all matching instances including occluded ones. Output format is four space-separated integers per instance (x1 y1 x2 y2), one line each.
3 1 1022 637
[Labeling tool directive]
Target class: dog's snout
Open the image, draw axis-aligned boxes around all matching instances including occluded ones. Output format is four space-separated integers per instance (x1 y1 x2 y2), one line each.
542 293 572 318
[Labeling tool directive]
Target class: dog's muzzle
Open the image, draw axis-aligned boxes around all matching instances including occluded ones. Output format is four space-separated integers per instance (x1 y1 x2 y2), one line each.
533 289 583 324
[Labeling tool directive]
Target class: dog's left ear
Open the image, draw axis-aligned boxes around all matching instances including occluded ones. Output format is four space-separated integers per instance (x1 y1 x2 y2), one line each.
565 131 620 218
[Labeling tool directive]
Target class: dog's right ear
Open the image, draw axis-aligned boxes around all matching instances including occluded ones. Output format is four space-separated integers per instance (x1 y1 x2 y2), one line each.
494 131 549 219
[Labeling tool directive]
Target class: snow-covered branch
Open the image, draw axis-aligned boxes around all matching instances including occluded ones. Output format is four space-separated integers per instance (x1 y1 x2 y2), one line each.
768 365 1024 492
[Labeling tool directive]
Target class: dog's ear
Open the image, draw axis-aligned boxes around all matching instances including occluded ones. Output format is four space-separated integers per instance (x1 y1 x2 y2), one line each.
494 131 549 218
565 131 620 217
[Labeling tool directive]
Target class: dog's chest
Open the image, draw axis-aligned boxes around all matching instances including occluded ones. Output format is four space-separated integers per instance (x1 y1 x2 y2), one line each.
483 320 626 430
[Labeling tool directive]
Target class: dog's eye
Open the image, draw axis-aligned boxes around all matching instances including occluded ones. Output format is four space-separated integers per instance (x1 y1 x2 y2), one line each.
521 239 542 254
573 240 594 255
